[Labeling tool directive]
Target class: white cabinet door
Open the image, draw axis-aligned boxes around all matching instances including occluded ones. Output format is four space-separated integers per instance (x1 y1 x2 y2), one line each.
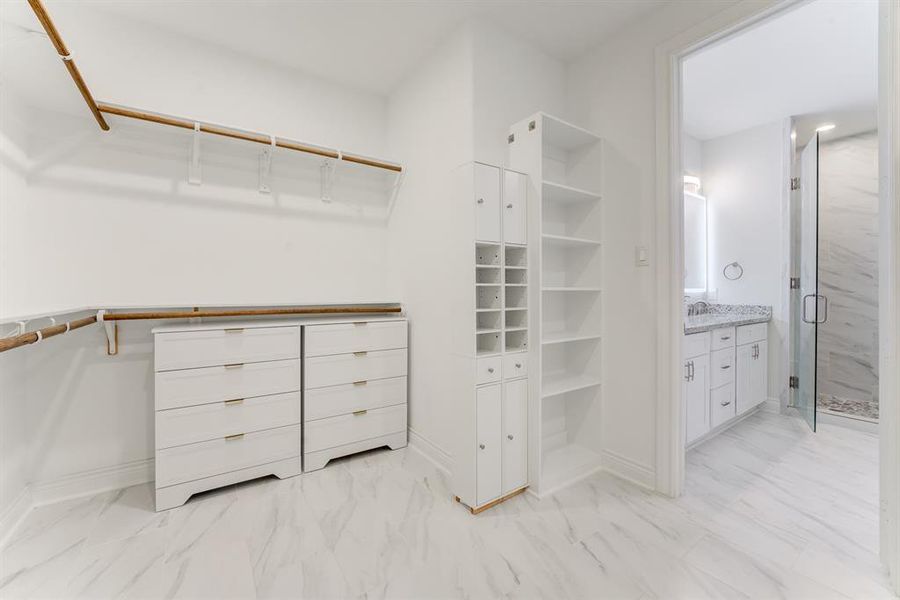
475 163 501 243
502 170 527 245
750 340 768 410
684 354 710 444
735 343 754 415
476 384 502 506
501 379 527 495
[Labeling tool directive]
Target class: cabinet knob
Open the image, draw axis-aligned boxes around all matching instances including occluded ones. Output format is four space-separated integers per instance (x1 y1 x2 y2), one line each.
720 365 731 370
487 367 494 373
479 444 486 450
720 401 732 407
507 434 514 440
515 363 522 368
477 198 484 204
506 203 513 208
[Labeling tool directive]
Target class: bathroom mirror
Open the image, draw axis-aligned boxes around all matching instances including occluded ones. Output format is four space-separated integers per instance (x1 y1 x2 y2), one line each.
683 190 708 294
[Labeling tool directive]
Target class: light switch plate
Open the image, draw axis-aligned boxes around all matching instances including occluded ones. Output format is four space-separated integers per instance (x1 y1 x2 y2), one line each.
635 245 650 267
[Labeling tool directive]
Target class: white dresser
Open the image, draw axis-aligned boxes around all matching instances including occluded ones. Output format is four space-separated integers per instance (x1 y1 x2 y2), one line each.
152 316 407 510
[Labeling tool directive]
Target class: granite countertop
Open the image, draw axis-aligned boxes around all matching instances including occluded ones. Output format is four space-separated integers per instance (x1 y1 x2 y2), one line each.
684 304 772 335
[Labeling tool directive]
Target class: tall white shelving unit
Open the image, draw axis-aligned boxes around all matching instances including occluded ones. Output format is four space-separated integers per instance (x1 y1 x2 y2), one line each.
508 113 604 497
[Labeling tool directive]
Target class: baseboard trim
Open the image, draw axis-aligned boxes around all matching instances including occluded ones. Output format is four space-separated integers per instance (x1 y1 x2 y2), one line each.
762 397 780 413
31 457 154 508
0 486 34 548
600 449 655 491
407 427 452 476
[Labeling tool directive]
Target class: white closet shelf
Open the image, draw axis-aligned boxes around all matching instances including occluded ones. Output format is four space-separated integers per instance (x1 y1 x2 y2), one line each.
476 328 502 335
542 286 602 293
504 266 528 270
505 327 527 333
542 373 602 398
542 234 602 247
476 283 502 287
542 332 602 345
541 113 603 151
505 283 528 287
542 180 602 204
541 444 603 496
476 264 501 269
505 307 527 312
476 308 502 313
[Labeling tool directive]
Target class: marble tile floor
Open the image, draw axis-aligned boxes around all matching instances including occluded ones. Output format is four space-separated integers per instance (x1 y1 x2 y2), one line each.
1 411 895 600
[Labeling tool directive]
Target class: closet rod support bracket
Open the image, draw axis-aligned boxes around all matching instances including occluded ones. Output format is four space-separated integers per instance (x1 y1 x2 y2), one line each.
258 135 275 194
98 310 118 355
188 122 201 185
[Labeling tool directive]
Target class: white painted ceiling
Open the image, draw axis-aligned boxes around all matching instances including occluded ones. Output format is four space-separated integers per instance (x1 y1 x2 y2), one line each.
8 0 663 97
682 0 878 140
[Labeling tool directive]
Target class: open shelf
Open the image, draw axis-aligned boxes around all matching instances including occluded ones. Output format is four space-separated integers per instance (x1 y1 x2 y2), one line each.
476 266 502 285
542 114 603 151
505 286 527 308
542 373 602 398
477 331 502 356
542 233 601 247
505 268 527 285
477 286 502 310
542 180 601 204
477 310 502 332
505 329 528 352
542 286 602 293
542 332 601 345
542 242 602 289
505 245 527 267
476 243 502 266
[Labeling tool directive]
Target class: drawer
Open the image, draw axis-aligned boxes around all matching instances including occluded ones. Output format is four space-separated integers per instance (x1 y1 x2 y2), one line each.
305 349 407 390
710 327 736 351
710 348 735 388
305 376 406 422
305 320 407 357
683 332 710 359
155 359 300 411
476 356 502 386
156 391 300 450
503 353 527 379
710 383 736 428
304 404 407 453
156 424 299 488
736 322 767 345
155 326 300 371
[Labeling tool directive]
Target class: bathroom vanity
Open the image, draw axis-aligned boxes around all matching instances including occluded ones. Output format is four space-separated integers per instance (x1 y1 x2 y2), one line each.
683 306 771 446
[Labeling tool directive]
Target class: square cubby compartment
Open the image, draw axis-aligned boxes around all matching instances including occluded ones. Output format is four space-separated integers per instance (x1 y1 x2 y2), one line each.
477 332 501 356
505 309 527 329
477 243 501 266
477 285 502 310
505 330 527 352
505 245 527 267
505 286 527 309
477 310 502 333
476 265 501 284
505 267 527 285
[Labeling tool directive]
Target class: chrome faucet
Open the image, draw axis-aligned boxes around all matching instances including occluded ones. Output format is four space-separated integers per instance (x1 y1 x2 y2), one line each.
688 300 710 317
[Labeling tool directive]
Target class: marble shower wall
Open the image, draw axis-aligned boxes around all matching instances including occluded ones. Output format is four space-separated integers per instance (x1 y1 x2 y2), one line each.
816 131 879 419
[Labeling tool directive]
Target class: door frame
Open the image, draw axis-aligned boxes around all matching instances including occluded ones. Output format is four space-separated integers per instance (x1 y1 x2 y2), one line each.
653 0 900 589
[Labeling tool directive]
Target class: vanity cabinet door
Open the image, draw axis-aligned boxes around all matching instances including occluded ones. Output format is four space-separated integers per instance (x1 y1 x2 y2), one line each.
750 341 768 410
736 343 754 415
684 354 710 444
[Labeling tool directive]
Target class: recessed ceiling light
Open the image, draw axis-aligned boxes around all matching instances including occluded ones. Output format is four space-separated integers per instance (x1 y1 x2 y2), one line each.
816 123 836 133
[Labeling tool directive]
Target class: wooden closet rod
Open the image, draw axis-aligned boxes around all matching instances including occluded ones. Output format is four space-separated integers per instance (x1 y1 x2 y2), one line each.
0 305 401 354
95 103 402 173
27 0 109 131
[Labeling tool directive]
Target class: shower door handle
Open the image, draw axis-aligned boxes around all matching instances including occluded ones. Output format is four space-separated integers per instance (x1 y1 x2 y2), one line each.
801 294 816 324
817 295 828 324
802 293 828 324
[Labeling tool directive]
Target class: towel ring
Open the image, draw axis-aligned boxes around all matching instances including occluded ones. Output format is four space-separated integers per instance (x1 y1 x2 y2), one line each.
723 261 744 281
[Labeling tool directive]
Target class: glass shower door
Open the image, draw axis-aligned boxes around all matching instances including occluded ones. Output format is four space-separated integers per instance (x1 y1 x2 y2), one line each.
797 133 819 431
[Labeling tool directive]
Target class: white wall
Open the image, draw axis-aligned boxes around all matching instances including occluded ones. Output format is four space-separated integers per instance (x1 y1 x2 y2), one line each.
683 133 703 177
702 121 784 306
566 0 739 476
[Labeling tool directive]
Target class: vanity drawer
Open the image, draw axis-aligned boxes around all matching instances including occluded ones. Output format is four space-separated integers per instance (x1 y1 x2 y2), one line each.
155 391 300 450
683 332 710 359
710 348 735 388
737 323 767 345
503 353 527 379
304 376 407 422
156 424 300 488
304 404 407 453
305 320 407 357
710 383 736 428
476 356 502 385
305 349 407 390
710 327 736 351
155 326 300 371
155 359 300 411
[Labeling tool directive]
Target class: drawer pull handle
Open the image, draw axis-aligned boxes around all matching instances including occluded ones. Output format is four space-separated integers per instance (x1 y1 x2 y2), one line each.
487 367 495 374
507 434 514 440
224 398 244 406
720 365 731 370
479 444 486 450
353 380 368 386
353 409 368 416
352 322 368 326
224 363 244 369
506 203 513 209
353 351 368 357
224 328 244 333
720 336 731 341
477 198 484 204
225 433 245 441
515 363 522 368
720 401 732 407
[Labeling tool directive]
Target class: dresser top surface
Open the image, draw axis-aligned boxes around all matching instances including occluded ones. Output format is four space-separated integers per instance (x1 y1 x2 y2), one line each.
152 315 406 334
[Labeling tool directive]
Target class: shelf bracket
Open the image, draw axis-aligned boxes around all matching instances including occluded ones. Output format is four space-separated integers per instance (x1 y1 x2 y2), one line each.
97 310 118 355
320 151 341 203
259 135 275 194
188 122 201 185
385 170 404 220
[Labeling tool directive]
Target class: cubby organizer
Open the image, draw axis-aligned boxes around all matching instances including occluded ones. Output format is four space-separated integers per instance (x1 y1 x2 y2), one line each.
509 112 604 497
